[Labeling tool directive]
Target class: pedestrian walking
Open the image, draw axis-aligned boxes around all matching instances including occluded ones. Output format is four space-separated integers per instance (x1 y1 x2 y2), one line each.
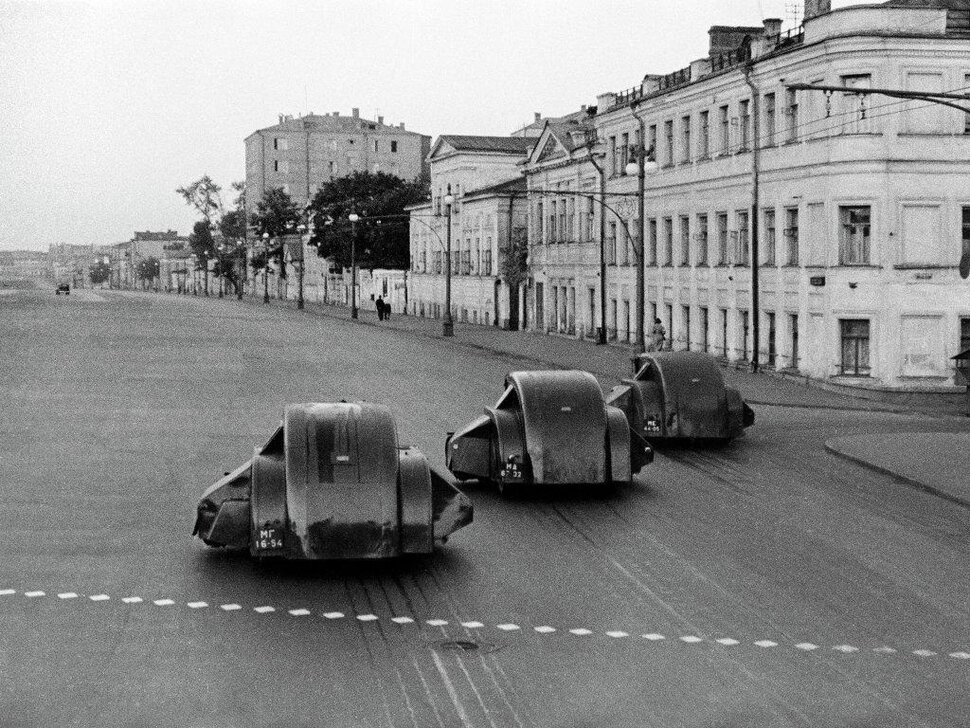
376 295 385 321
647 318 666 352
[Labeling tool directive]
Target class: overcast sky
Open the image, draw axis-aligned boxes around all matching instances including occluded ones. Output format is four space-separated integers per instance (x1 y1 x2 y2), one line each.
0 0 861 251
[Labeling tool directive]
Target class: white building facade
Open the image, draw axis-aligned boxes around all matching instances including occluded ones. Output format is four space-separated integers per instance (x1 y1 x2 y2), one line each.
528 1 970 390
408 136 533 328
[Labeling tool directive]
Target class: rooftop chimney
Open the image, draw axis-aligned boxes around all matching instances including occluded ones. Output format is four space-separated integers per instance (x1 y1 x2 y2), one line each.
378 115 384 125
534 112 541 122
333 111 339 116
352 107 360 118
400 122 405 130
763 17 782 37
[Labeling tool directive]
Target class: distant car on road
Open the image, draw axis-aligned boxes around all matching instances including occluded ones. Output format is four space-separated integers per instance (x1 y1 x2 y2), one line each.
55 283 70 295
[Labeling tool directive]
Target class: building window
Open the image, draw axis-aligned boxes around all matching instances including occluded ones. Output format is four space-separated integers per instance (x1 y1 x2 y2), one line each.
664 120 674 167
648 218 658 265
696 213 708 266
586 197 595 241
374 140 379 152
739 99 751 151
679 215 690 266
663 217 673 265
735 210 749 265
700 307 709 352
607 222 617 265
840 319 871 376
391 140 398 152
962 206 970 258
559 199 568 241
719 105 730 154
535 202 544 242
717 212 729 265
699 111 710 158
785 88 798 142
609 136 618 176
549 201 558 242
839 205 871 265
484 248 492 276
960 317 970 354
740 310 750 360
763 208 776 266
620 133 629 174
766 312 776 366
785 207 799 265
648 124 657 157
681 115 691 164
764 93 776 147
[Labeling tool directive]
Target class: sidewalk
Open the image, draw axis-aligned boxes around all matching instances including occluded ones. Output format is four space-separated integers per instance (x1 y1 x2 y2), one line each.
287 298 968 417
825 433 970 508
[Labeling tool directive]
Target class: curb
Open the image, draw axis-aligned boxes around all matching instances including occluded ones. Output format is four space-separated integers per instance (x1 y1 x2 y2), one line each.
823 442 970 510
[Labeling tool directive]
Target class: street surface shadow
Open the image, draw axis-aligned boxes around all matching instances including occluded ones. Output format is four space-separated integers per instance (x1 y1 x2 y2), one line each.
193 541 473 584
454 477 656 505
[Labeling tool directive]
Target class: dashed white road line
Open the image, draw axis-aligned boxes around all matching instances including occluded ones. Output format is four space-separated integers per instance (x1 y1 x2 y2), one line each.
3 584 968 662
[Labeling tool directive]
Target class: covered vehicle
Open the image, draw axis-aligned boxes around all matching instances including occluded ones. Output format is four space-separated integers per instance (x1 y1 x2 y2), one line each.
446 370 652 494
55 283 70 295
606 351 754 442
193 402 472 559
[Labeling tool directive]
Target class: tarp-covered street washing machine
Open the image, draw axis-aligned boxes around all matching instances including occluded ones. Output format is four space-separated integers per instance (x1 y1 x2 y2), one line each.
445 370 653 494
606 351 755 443
193 402 473 559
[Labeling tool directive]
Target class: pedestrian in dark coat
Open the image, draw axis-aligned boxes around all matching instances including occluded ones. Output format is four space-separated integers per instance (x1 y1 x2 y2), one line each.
376 296 385 321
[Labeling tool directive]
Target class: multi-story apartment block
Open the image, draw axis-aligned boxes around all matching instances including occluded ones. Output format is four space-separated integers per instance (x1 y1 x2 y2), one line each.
245 109 431 215
408 135 534 328
526 0 970 390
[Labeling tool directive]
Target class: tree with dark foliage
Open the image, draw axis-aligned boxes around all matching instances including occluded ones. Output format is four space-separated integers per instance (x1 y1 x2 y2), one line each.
308 172 428 270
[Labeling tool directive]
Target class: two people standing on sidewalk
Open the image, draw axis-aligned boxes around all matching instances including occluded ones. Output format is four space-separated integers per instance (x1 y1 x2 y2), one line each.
376 296 390 321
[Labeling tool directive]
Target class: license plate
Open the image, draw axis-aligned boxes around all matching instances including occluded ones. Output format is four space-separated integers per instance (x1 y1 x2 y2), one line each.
254 526 284 553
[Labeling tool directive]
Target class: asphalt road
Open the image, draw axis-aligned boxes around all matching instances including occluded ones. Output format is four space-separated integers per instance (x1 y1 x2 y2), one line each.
1 283 969 728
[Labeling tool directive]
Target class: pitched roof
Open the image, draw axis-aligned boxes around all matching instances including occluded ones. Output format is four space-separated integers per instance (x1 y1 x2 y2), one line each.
437 135 535 154
462 176 527 199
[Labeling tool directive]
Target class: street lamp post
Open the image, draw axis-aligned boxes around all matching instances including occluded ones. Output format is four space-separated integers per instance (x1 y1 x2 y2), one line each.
442 193 454 337
261 232 270 303
347 213 359 319
625 123 656 354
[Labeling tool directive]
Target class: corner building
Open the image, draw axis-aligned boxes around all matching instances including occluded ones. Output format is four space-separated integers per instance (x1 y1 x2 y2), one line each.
532 0 970 390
